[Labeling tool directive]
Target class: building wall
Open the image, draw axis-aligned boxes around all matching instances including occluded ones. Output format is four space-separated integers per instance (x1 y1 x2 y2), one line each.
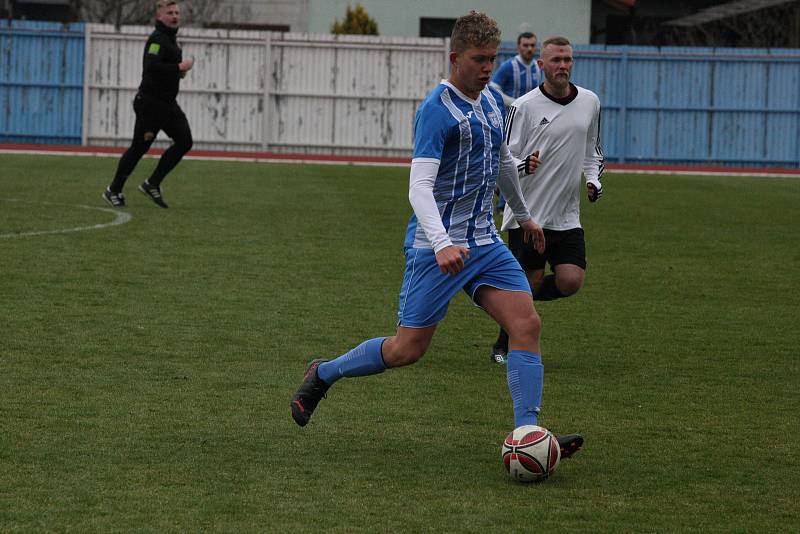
308 0 592 43
212 0 309 31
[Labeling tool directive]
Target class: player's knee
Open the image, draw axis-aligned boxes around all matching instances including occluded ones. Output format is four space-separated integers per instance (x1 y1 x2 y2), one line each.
557 276 583 296
506 312 541 345
177 134 193 154
129 138 152 157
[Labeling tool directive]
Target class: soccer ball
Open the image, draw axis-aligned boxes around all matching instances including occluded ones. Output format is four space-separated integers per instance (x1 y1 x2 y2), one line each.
501 425 560 482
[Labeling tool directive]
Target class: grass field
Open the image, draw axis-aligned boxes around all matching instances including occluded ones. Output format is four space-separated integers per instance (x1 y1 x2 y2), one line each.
1 153 799 532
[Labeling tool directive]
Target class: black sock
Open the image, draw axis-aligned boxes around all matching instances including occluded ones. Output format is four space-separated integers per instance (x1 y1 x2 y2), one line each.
534 274 566 302
110 141 150 192
494 328 509 351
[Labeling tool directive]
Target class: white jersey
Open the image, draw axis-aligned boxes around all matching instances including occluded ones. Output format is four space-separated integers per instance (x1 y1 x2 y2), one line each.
501 83 604 232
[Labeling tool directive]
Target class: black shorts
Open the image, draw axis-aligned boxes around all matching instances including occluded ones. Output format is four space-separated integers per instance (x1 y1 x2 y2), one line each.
507 227 586 271
132 93 191 144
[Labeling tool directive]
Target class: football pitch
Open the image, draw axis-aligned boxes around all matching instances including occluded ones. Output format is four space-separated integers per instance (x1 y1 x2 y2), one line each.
1 153 798 532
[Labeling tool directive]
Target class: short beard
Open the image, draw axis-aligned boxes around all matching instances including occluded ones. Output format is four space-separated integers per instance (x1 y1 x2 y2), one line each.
546 72 570 91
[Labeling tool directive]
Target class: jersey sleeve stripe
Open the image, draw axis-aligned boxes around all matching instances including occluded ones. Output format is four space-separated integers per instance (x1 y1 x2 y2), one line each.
504 105 517 145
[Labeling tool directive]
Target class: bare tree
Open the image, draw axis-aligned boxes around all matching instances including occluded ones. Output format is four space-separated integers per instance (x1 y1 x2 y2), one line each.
662 1 800 48
180 0 223 26
70 0 222 28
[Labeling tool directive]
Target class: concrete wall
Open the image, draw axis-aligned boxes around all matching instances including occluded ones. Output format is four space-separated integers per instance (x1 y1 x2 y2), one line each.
212 0 310 31
307 0 592 43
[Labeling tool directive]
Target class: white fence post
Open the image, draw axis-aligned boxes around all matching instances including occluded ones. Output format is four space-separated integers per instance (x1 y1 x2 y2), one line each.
81 24 91 147
262 32 272 152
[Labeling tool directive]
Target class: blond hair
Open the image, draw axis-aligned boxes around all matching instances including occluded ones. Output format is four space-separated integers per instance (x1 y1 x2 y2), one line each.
156 0 177 12
450 11 501 53
541 36 571 49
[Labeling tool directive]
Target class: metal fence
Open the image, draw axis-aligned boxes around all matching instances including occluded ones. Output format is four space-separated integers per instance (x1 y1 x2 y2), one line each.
0 20 84 144
84 25 447 156
2 21 800 167
498 43 800 167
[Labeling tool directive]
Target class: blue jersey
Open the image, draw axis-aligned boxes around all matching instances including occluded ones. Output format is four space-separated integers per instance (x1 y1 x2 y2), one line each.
492 55 540 100
405 81 506 250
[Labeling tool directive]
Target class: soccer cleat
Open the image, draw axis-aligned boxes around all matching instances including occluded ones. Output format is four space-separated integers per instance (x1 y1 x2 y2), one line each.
290 359 330 427
556 433 584 459
490 344 508 364
138 181 169 208
102 188 126 207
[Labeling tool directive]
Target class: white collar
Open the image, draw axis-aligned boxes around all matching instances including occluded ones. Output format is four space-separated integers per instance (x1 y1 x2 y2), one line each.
515 54 534 67
442 79 483 104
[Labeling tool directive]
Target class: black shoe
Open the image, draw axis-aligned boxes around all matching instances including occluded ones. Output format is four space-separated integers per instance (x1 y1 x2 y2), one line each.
556 433 584 459
290 359 330 427
102 188 125 207
138 181 168 208
490 344 507 364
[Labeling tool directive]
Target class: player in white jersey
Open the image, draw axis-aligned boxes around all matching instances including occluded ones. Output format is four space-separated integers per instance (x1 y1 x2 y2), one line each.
490 36 605 363
290 12 583 460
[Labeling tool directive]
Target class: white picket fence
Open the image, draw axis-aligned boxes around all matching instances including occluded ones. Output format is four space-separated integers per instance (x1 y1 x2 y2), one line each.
83 24 449 156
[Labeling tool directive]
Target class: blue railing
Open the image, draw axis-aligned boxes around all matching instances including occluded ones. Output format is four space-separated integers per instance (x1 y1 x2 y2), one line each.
498 43 800 168
0 20 84 145
1 25 798 168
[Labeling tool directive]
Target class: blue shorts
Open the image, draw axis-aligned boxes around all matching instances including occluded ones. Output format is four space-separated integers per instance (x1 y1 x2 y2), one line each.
397 241 531 328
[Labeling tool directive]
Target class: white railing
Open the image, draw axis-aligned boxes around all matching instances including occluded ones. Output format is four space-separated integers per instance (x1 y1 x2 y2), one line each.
83 24 449 156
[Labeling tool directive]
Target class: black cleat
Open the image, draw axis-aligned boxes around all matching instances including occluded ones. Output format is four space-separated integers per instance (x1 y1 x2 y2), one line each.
102 188 125 207
138 181 169 208
556 433 584 459
290 359 330 427
490 344 507 364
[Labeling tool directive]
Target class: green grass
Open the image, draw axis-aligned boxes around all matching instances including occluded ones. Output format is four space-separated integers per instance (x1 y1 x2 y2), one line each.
1 154 798 532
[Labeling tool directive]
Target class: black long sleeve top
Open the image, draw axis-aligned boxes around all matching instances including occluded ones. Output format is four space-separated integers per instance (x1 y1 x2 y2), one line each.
138 21 183 103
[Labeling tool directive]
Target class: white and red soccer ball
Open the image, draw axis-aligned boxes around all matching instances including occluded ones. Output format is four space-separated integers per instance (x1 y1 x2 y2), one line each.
502 425 560 482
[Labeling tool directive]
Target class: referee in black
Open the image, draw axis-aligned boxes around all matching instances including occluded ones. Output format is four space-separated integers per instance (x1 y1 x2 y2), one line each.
102 0 193 209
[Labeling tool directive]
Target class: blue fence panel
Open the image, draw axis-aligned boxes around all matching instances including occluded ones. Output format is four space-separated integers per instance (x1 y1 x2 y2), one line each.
652 48 712 165
574 46 629 163
0 20 84 144
0 31 798 167
497 41 800 168
766 60 800 164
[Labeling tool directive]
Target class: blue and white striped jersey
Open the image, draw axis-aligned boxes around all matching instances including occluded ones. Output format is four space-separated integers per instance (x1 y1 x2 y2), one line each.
491 55 540 100
405 81 507 250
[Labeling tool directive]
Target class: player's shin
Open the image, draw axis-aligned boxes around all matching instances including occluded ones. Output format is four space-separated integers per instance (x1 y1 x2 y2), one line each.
506 350 543 427
317 337 388 385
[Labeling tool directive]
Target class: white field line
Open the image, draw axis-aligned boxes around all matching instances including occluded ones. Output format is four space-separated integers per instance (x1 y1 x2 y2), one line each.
0 199 132 239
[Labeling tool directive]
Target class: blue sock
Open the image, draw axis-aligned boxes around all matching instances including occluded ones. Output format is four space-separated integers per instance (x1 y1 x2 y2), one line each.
506 350 543 427
317 337 387 385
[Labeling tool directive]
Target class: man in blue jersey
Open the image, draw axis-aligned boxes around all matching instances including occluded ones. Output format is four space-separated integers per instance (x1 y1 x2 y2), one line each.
290 11 583 460
489 32 541 213
490 32 541 107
